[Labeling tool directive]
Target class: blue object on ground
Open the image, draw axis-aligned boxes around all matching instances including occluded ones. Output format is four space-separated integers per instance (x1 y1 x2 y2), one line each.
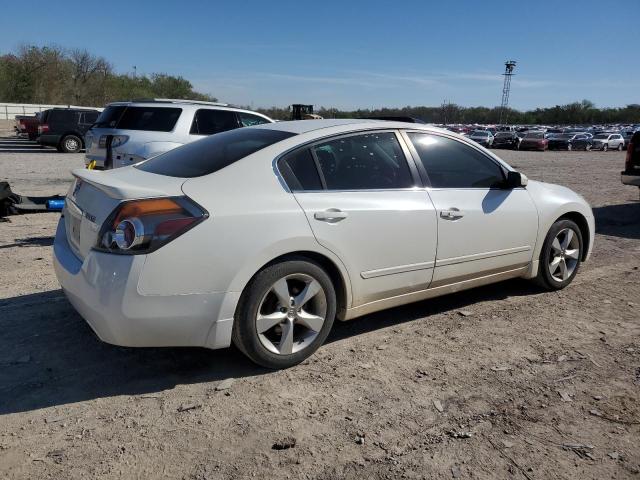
46 199 65 211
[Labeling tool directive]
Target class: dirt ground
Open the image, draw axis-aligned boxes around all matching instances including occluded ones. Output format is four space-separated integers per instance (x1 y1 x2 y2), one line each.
1 137 639 480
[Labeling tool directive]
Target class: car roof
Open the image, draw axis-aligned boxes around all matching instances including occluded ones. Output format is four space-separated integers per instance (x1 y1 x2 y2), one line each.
253 118 446 135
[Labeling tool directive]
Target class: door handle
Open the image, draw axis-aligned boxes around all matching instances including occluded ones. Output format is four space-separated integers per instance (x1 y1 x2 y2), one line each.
314 209 348 223
440 208 464 220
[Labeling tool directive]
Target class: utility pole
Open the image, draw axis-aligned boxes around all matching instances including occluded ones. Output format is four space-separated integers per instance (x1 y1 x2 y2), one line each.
133 66 137 78
499 60 516 125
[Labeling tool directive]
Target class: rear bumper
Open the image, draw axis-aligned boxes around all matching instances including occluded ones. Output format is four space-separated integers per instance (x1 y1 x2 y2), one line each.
38 134 61 147
621 171 640 187
53 217 235 350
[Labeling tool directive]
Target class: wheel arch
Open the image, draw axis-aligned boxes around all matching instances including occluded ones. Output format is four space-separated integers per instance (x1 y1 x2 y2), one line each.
556 211 590 261
59 131 85 148
242 250 351 320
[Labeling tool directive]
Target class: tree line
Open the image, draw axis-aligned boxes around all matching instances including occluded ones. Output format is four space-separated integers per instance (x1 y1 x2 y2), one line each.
0 45 216 106
1 45 638 125
258 101 640 125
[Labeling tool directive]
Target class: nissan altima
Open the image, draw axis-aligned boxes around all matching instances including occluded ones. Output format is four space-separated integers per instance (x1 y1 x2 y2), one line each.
53 120 594 369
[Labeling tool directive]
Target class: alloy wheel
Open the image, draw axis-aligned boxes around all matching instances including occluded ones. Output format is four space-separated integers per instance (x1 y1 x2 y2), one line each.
65 138 79 151
255 273 327 355
548 228 580 282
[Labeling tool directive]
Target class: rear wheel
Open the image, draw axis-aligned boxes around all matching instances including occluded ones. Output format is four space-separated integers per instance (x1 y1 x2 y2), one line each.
617 143 624 151
585 144 592 151
534 219 583 290
232 259 336 369
603 143 609 152
567 143 572 151
60 135 82 153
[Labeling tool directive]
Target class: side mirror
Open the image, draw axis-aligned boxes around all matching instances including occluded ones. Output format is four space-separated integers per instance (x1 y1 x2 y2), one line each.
505 171 528 188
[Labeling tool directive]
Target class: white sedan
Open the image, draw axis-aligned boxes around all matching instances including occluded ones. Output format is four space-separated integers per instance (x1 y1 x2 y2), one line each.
53 120 594 369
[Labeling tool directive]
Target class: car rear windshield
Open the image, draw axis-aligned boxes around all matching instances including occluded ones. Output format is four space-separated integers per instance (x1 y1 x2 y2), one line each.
556 134 573 139
92 105 181 131
495 132 512 138
472 131 489 136
136 128 296 178
93 106 127 128
525 132 544 138
593 134 609 139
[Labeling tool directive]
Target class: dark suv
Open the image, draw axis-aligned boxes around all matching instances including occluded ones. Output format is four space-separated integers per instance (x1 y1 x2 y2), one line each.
37 108 101 153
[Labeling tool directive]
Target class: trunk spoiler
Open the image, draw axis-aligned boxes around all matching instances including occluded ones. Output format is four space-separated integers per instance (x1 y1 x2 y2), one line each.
71 168 181 200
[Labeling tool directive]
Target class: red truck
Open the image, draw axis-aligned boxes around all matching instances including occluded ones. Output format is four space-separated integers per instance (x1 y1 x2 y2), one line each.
14 115 40 140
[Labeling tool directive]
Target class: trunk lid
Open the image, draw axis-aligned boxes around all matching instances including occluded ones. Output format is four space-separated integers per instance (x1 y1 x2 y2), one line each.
63 167 185 260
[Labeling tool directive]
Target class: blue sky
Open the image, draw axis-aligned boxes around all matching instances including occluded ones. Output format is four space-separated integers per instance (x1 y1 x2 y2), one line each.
1 0 638 110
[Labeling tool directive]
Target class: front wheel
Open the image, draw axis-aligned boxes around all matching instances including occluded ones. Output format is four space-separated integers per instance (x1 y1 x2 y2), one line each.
232 259 337 369
534 219 583 290
603 144 609 152
617 143 624 151
567 143 572 151
585 144 592 151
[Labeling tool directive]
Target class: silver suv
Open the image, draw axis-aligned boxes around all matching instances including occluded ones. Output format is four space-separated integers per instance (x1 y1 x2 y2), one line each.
84 99 274 169
591 132 625 151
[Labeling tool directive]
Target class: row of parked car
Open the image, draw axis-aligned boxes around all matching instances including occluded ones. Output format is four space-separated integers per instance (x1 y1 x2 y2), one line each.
462 127 633 152
14 100 275 162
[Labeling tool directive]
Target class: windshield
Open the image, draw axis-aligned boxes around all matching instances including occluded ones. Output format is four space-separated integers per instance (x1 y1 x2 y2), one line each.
471 131 488 137
556 134 573 139
136 128 296 178
525 132 544 139
593 134 609 139
495 133 512 138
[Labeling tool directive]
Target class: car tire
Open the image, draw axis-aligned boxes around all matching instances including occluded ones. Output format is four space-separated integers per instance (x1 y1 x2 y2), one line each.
232 258 337 369
533 219 583 291
585 144 592 151
567 143 572 151
60 135 82 153
603 144 608 152
617 143 623 151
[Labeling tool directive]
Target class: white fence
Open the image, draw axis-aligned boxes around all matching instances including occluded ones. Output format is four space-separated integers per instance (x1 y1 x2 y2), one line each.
0 103 103 120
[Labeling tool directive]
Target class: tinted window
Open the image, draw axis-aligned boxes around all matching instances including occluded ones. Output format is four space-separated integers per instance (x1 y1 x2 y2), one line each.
312 132 414 190
136 128 295 178
49 110 75 124
190 109 238 135
525 132 544 139
84 111 99 123
279 149 322 190
408 133 505 189
239 112 270 127
93 105 126 128
117 107 182 132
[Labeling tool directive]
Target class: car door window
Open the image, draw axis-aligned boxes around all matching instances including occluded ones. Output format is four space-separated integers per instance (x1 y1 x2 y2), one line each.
190 109 238 135
238 112 270 127
311 132 414 190
408 133 505 189
279 149 323 191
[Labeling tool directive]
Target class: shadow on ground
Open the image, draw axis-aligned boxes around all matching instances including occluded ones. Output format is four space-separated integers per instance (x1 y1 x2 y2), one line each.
0 236 54 249
593 201 640 240
0 278 541 415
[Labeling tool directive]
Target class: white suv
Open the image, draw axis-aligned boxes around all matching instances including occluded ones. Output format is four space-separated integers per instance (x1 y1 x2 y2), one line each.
84 99 273 169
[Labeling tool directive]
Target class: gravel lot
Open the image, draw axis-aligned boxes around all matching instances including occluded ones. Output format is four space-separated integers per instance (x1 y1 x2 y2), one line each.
1 138 639 479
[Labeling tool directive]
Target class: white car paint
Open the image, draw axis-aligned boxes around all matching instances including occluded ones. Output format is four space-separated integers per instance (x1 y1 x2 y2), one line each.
54 119 595 354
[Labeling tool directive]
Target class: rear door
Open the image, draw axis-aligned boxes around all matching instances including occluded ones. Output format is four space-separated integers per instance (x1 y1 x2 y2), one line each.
403 131 538 287
282 130 438 306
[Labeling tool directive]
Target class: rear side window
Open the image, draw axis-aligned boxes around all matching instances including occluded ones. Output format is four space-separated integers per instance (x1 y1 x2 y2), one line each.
117 107 182 132
408 133 505 189
278 149 323 190
49 110 75 124
190 109 239 135
238 112 270 127
312 132 414 190
136 128 296 178
83 111 99 124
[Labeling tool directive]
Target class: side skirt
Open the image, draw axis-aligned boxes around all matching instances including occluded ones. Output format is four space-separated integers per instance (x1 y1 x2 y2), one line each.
342 265 529 321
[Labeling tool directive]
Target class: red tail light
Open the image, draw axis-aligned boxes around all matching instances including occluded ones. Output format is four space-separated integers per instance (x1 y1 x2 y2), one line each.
625 141 634 170
38 124 49 134
95 197 208 254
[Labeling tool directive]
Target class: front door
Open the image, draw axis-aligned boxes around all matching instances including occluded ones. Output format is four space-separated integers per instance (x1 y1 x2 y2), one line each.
404 131 538 287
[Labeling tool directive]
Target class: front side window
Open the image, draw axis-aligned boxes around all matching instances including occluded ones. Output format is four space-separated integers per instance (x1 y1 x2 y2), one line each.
238 112 270 127
408 133 505 189
117 107 182 132
311 132 414 190
190 109 239 135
